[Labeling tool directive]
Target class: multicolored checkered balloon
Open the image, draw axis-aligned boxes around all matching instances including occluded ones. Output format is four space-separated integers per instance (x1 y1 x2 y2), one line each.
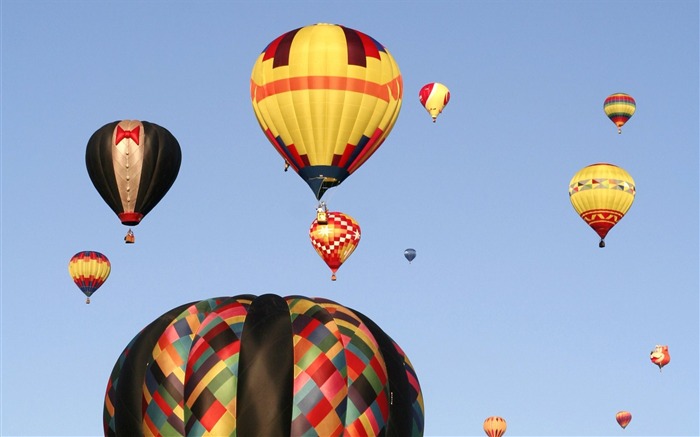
309 211 361 280
103 294 424 436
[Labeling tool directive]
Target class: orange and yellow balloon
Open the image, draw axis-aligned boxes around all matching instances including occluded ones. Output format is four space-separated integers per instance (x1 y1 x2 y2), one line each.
650 345 670 371
604 93 636 134
68 251 111 304
250 23 403 200
419 82 450 122
569 163 636 247
483 416 507 437
616 411 632 429
309 211 361 280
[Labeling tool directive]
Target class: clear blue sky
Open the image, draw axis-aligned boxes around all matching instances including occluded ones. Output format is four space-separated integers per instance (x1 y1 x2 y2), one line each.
1 1 698 436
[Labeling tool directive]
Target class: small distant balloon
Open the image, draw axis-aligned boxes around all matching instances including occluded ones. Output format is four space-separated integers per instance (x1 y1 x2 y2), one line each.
404 248 417 263
483 416 507 437
419 82 450 122
68 251 111 304
616 411 632 429
604 93 636 134
650 345 670 371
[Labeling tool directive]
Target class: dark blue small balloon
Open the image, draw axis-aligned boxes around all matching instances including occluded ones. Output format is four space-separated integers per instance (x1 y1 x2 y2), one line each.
404 248 416 263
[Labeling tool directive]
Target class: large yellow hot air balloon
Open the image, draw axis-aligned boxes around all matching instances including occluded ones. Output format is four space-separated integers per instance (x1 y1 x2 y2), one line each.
250 23 403 200
483 416 507 437
569 163 636 247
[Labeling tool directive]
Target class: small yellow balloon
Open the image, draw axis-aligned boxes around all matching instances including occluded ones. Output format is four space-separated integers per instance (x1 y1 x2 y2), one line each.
418 82 450 122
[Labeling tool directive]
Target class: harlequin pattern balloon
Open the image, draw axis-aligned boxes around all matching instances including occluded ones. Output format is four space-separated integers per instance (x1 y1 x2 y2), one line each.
650 345 670 371
404 248 417 263
483 416 507 437
86 120 182 228
68 251 111 304
616 410 632 429
310 211 361 280
103 294 424 437
418 82 450 122
604 93 636 134
569 163 636 247
251 23 403 200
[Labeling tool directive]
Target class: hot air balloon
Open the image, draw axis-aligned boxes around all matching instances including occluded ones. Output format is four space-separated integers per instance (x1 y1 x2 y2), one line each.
310 211 361 280
86 120 182 243
650 345 670 371
616 411 632 429
103 294 424 437
604 93 636 134
483 416 507 437
419 82 450 122
404 248 417 263
250 23 403 200
569 163 636 247
68 251 111 304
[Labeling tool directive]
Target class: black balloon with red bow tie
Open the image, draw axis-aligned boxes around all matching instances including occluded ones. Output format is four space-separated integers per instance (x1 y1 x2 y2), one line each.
85 120 181 239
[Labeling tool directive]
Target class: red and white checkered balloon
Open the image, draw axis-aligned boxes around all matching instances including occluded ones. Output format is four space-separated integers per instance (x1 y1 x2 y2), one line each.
309 211 361 280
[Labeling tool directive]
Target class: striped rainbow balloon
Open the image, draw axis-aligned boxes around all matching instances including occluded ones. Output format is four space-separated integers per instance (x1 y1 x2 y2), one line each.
68 251 111 304
604 93 636 134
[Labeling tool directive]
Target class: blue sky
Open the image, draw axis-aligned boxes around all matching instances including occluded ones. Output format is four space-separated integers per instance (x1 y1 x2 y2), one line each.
1 1 698 436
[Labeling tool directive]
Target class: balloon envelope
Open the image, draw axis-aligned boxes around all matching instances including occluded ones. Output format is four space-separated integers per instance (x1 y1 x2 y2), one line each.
68 251 110 303
103 294 424 437
616 411 632 429
569 163 635 247
251 23 403 200
86 120 181 226
604 93 636 134
404 248 416 263
483 416 507 437
650 345 671 370
310 211 361 280
418 82 450 122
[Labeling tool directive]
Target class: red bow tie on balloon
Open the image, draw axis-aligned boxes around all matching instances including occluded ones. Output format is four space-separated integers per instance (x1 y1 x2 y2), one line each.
115 125 140 144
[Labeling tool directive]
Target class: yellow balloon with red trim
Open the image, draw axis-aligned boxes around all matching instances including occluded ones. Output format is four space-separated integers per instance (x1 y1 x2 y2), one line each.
569 163 636 247
250 23 403 200
483 416 507 437
419 82 450 122
68 251 111 304
309 211 361 281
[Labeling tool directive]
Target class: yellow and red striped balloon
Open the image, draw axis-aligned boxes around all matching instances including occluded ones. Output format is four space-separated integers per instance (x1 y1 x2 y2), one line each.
604 93 636 134
419 82 450 122
251 23 402 200
309 211 361 280
68 251 111 304
569 163 636 247
483 416 507 437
